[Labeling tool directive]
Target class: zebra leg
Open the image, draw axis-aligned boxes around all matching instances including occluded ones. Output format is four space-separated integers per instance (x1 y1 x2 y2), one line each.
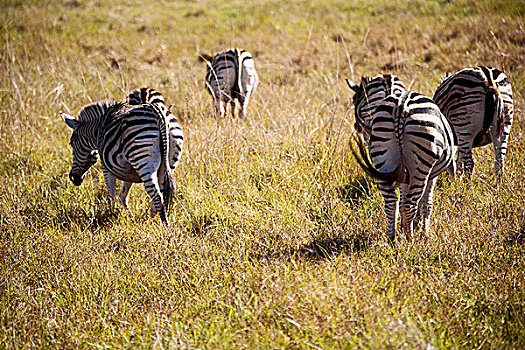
230 99 237 118
239 94 250 118
417 177 437 235
102 167 117 205
378 180 399 242
142 173 167 224
400 182 424 241
491 112 513 180
129 155 167 224
118 182 133 208
219 99 226 118
455 152 463 176
446 150 459 177
459 143 474 179
213 99 224 118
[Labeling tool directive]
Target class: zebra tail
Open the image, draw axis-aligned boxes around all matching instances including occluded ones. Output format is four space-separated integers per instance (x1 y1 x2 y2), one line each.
236 49 244 99
162 170 175 213
484 73 504 140
150 102 175 212
350 133 402 183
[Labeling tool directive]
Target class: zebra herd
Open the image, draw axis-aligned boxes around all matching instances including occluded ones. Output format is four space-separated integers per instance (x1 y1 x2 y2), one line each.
62 49 514 242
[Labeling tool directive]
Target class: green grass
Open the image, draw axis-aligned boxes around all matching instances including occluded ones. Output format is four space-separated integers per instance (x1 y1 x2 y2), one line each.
1 0 525 348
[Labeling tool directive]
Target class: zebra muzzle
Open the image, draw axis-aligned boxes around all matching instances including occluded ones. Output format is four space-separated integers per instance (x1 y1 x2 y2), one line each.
69 172 83 186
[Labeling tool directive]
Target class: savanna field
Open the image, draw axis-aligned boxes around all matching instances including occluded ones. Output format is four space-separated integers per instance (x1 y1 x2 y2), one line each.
1 0 525 348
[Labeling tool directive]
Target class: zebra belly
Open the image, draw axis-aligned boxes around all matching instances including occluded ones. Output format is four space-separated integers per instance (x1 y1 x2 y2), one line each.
100 154 142 183
101 128 162 183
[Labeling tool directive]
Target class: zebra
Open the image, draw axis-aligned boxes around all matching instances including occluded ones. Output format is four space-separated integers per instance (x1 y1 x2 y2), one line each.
433 66 514 180
203 48 259 118
62 99 182 224
351 90 456 241
346 74 406 142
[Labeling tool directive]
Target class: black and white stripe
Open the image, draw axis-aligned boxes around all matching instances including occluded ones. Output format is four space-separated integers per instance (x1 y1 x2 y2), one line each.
127 87 184 173
127 87 166 106
204 48 259 118
351 90 456 241
433 66 514 179
347 74 406 142
62 99 181 224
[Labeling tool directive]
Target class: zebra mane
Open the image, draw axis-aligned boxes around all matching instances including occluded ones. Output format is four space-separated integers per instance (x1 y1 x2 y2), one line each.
78 99 117 123
439 72 452 83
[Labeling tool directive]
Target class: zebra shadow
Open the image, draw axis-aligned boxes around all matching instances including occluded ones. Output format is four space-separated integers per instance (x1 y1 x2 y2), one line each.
337 175 375 204
506 224 525 246
54 203 120 231
255 233 371 263
290 234 371 261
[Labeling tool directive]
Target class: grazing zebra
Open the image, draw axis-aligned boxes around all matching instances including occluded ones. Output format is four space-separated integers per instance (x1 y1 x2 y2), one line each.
346 74 406 142
203 48 259 118
433 66 514 179
351 90 456 241
62 99 181 224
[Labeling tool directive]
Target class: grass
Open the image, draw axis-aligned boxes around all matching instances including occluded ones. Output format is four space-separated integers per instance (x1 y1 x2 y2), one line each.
1 0 525 348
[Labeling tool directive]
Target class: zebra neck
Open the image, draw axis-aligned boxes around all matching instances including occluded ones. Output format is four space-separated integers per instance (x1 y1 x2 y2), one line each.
96 104 122 151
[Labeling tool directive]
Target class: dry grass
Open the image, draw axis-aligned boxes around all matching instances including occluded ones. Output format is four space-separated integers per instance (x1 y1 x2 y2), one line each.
1 0 525 348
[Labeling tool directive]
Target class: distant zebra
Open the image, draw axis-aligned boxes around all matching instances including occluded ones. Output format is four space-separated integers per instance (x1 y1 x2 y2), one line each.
351 90 456 241
346 74 406 142
433 66 514 179
62 99 182 224
203 48 259 118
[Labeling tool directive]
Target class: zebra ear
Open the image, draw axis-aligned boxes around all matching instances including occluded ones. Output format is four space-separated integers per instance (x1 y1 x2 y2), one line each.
62 112 79 130
198 53 213 63
345 78 360 92
360 76 370 85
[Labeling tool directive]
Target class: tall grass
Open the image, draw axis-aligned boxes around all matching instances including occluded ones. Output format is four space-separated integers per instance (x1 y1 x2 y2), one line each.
1 0 524 348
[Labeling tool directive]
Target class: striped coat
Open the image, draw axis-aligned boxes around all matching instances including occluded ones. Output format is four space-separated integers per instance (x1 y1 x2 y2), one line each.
352 91 456 241
127 87 184 174
62 99 180 224
204 48 259 118
433 66 514 179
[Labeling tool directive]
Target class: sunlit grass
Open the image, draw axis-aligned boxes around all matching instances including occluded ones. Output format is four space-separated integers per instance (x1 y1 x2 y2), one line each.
1 0 524 348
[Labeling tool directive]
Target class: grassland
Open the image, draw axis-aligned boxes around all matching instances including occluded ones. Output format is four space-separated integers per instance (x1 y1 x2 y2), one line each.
1 0 524 348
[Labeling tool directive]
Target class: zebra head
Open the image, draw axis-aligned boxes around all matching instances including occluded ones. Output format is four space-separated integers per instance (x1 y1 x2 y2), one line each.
346 77 370 139
346 75 406 142
62 100 116 186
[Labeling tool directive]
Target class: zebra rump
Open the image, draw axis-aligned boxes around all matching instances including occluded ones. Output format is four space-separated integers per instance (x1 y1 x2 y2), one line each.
433 66 513 178
127 87 184 173
351 91 456 241
204 48 259 118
